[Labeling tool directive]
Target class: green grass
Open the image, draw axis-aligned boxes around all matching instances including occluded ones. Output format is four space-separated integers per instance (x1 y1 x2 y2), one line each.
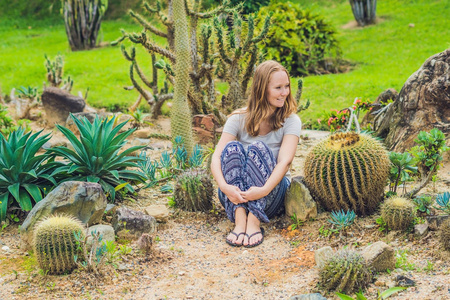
0 0 449 121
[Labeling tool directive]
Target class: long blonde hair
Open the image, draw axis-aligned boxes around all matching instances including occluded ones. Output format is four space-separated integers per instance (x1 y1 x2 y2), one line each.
243 60 296 136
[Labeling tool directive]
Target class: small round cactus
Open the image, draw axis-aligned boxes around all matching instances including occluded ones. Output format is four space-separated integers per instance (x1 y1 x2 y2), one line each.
440 219 450 251
174 168 214 212
33 215 85 275
381 196 416 231
319 249 372 293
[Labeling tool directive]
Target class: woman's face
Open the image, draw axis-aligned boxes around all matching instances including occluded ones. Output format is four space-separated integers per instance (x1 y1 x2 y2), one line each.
266 70 290 111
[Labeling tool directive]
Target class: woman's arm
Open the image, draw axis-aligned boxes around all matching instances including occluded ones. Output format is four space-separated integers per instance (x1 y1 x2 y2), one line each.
210 132 247 204
240 134 299 201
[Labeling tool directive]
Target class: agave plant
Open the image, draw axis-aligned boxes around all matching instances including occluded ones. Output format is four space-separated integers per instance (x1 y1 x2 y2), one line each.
435 191 450 214
328 210 356 232
50 114 146 201
0 128 58 221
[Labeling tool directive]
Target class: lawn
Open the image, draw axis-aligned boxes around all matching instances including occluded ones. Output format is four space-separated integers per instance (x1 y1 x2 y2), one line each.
0 0 449 122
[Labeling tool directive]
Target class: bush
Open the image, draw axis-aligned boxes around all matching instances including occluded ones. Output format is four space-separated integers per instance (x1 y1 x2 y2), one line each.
257 1 340 76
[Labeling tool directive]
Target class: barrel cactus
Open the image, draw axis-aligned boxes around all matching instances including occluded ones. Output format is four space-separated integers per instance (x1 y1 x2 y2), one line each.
439 219 450 250
304 131 390 215
174 168 214 212
319 249 372 293
33 215 85 275
381 196 416 231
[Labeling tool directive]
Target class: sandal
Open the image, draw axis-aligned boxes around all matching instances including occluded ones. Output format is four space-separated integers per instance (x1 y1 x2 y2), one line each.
244 228 265 248
226 231 246 247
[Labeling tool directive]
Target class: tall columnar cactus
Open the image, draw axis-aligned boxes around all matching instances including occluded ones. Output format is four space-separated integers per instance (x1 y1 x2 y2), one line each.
349 0 377 27
174 168 214 212
381 197 416 231
440 219 450 251
33 215 85 275
304 131 390 215
62 0 108 51
319 249 372 293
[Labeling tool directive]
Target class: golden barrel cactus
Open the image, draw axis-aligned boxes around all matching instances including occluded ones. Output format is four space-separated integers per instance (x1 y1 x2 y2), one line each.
380 196 416 231
304 132 390 215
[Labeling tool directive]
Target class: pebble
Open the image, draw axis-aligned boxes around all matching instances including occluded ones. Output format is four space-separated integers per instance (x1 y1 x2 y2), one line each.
242 250 249 255
2 246 10 252
178 271 185 276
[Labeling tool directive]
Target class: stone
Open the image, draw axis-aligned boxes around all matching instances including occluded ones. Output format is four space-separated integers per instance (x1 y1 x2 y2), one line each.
361 241 395 272
426 215 450 230
134 128 152 139
361 88 398 128
112 207 157 239
285 176 317 221
144 205 170 222
314 246 334 269
20 181 107 249
373 49 450 151
289 293 328 300
86 224 115 247
41 87 85 126
130 138 150 147
105 204 117 214
396 275 416 287
414 223 429 238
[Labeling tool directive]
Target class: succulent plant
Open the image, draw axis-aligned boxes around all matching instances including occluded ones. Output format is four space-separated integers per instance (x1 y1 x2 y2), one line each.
174 168 214 212
319 249 372 293
440 219 450 250
435 191 450 214
304 132 390 215
328 210 356 232
381 197 416 231
34 215 85 275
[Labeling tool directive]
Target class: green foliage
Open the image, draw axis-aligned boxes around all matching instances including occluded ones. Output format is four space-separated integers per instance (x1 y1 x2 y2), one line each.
435 191 450 214
376 216 388 232
257 1 340 76
388 152 417 195
44 53 73 91
395 249 416 271
0 105 16 136
74 229 108 274
173 168 214 212
289 213 304 231
0 128 58 222
319 249 372 294
336 286 406 300
34 215 84 275
328 210 356 232
304 132 390 215
49 114 146 202
412 195 432 215
17 86 38 100
319 225 335 238
229 0 269 15
410 129 449 172
381 197 416 231
129 108 150 129
439 219 450 251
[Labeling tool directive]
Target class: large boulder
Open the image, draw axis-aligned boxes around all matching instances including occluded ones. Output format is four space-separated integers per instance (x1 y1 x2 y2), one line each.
20 181 107 248
373 49 450 151
41 87 85 126
285 176 317 221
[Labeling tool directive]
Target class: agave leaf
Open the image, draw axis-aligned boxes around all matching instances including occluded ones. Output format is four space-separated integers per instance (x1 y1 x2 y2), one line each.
7 183 20 203
80 136 95 159
87 175 100 183
117 146 146 158
18 189 33 211
22 184 42 204
56 125 89 160
110 170 119 180
335 293 355 300
100 179 115 201
114 182 129 192
0 137 14 167
38 174 58 186
380 286 406 299
50 147 85 166
0 193 8 222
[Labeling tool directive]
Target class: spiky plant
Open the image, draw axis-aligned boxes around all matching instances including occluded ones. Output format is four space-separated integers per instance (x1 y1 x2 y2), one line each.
34 215 84 275
440 219 450 251
304 131 390 215
0 128 58 221
319 249 372 294
49 114 146 201
173 168 214 212
380 197 416 231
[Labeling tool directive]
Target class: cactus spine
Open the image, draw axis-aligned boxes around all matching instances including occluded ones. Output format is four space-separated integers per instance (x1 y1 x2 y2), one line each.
440 219 450 250
319 249 372 293
33 215 84 275
304 132 390 215
174 168 214 212
381 197 416 231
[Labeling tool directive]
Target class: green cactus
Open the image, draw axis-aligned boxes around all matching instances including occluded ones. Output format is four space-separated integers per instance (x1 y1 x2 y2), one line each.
304 131 390 215
33 215 85 275
440 219 450 251
294 78 310 113
381 197 416 231
319 249 372 293
174 168 214 212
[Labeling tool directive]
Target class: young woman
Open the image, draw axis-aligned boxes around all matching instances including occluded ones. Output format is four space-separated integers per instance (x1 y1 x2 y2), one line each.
211 60 301 248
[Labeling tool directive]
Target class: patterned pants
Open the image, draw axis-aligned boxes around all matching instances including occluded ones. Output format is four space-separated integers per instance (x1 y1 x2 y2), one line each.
218 141 290 223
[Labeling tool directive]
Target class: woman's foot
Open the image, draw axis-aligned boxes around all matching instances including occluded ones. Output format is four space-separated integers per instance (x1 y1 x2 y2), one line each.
243 213 263 247
226 208 247 246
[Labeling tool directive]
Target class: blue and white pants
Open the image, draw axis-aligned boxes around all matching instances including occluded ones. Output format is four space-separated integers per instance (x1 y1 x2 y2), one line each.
218 141 290 223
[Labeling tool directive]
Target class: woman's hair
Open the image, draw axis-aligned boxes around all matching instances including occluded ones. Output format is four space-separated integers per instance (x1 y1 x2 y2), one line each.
243 60 297 136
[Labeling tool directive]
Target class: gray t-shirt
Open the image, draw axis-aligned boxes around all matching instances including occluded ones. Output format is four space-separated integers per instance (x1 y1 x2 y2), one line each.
222 113 302 161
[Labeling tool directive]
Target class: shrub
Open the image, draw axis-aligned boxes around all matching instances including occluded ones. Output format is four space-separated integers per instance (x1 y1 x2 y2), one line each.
381 197 416 231
50 114 146 202
257 1 340 76
0 128 58 221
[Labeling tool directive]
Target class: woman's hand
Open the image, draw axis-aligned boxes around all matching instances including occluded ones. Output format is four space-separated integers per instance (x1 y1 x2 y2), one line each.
240 186 268 201
221 184 247 205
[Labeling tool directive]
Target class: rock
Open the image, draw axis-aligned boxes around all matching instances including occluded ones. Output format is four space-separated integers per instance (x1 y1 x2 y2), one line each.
396 275 416 287
426 215 450 230
414 223 429 238
112 207 157 239
144 205 170 222
134 128 152 139
41 136 69 150
361 241 395 272
314 246 334 269
20 181 107 249
130 138 150 147
1 246 10 253
361 88 398 128
373 49 450 151
285 176 317 221
86 224 115 247
105 204 117 214
289 293 328 300
41 87 85 126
